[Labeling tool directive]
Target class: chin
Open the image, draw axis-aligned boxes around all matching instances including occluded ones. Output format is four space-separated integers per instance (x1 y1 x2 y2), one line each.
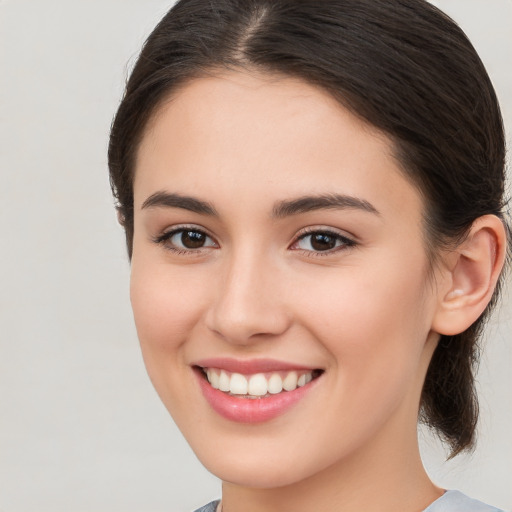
187 428 342 490
201 455 313 489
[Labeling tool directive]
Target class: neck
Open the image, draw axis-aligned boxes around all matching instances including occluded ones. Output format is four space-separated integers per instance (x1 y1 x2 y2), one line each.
220 425 442 512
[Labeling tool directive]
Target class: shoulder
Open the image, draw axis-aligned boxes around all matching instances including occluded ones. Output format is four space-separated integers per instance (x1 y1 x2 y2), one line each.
424 490 506 512
193 500 220 512
191 494 507 512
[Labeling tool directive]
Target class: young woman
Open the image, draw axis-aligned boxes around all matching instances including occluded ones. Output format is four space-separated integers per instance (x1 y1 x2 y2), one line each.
108 1 510 511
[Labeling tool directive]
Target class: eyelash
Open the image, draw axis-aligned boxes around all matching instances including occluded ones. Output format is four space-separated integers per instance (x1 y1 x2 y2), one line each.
152 225 357 257
290 227 357 257
152 225 217 255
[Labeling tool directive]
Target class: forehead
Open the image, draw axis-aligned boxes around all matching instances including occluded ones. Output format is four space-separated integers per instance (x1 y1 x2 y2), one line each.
134 71 423 222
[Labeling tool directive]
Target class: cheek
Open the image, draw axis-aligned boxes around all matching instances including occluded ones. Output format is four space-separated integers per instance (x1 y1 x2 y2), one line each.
296 271 434 456
128 258 215 412
298 258 433 389
129 260 211 416
130 257 208 348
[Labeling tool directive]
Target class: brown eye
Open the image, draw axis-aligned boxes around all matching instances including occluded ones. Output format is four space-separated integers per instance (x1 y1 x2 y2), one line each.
181 230 207 248
156 228 217 252
294 230 355 254
310 233 337 251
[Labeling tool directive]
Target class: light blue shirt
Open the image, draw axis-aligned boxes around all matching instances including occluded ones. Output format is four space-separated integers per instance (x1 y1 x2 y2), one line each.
193 491 507 512
424 490 506 511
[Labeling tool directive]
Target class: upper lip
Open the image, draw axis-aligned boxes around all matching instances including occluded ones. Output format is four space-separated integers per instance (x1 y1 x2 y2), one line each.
193 357 319 374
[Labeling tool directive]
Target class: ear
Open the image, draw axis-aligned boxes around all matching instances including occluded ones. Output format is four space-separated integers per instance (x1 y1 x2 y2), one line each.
432 215 507 336
116 207 126 227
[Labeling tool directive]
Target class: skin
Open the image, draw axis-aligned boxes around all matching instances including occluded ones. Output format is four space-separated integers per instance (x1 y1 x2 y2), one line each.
130 71 462 512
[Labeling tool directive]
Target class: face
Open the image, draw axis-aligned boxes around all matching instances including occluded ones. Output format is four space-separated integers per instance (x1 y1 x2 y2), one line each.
131 71 443 488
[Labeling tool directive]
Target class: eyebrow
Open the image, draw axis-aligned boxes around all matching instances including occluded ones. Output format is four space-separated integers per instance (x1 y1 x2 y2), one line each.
272 193 379 218
140 191 379 218
141 191 219 216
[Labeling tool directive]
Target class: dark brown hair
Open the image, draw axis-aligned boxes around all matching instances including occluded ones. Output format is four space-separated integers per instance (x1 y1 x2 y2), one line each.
108 0 511 457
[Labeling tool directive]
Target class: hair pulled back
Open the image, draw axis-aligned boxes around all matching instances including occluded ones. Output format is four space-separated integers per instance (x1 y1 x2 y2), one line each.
108 0 510 457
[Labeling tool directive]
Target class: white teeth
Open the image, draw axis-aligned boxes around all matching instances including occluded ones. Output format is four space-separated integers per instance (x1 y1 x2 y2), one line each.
219 370 230 392
283 371 298 391
204 368 316 396
268 373 283 394
248 373 268 396
208 369 220 389
230 373 248 395
297 373 313 386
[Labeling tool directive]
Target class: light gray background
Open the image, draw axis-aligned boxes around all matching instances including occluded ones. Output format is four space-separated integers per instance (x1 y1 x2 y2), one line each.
0 1 510 511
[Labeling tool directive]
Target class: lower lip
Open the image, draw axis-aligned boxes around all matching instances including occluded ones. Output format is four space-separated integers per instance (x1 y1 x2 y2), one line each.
195 369 319 423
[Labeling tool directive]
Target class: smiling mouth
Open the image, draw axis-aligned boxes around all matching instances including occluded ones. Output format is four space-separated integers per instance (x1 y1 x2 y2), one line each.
199 367 323 398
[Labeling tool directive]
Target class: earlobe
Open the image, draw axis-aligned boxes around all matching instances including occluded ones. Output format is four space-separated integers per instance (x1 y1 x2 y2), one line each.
116 208 126 227
432 215 507 336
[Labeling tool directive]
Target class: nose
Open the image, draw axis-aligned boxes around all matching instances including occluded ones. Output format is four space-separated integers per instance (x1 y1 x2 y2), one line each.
205 248 291 344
